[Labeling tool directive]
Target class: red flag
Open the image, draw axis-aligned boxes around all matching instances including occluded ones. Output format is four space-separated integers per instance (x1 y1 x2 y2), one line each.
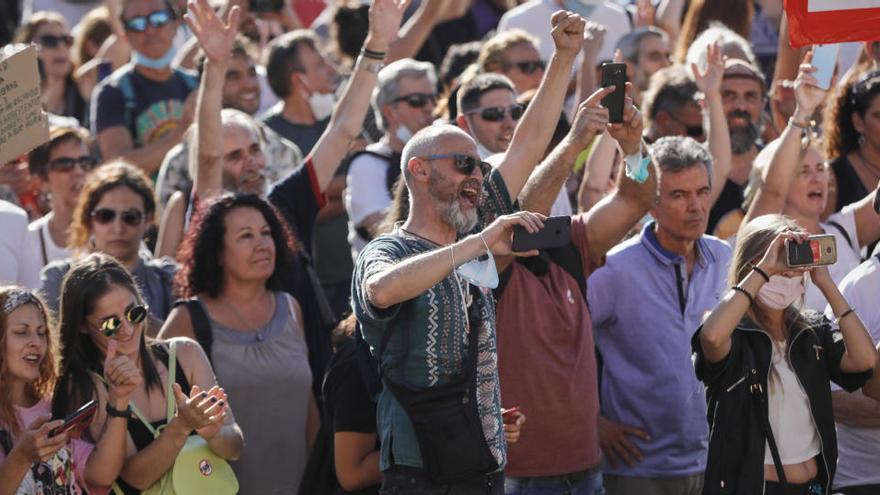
785 0 880 47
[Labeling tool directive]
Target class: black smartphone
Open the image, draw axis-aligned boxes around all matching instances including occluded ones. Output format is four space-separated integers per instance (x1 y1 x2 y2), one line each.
512 216 571 252
50 400 98 438
601 62 627 123
249 0 284 13
785 234 837 268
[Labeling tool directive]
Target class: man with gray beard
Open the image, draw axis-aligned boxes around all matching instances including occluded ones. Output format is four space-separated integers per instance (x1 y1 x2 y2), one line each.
706 59 765 234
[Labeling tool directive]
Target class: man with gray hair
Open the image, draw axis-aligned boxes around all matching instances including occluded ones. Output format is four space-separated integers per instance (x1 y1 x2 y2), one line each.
587 136 732 495
344 58 437 260
615 26 671 103
352 11 586 492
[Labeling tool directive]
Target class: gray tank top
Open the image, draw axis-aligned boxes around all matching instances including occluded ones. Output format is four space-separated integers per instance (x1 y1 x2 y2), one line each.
198 292 312 494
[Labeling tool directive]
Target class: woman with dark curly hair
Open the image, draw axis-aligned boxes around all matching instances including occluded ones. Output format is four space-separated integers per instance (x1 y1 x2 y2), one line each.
158 192 319 494
823 69 880 213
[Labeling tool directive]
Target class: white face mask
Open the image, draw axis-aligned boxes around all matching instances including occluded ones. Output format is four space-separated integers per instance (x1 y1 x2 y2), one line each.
757 274 805 310
307 91 335 121
395 124 412 144
455 235 498 289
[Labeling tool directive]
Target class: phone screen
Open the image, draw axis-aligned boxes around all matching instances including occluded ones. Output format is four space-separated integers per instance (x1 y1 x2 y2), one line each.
811 43 840 90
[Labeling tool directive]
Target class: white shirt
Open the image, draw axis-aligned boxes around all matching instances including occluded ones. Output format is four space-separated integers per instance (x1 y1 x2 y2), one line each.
763 342 821 465
824 256 880 489
345 142 395 261
804 205 861 311
28 214 71 269
498 0 630 64
0 200 41 290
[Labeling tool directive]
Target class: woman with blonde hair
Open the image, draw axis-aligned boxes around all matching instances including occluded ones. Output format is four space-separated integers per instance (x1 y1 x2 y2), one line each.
693 214 877 494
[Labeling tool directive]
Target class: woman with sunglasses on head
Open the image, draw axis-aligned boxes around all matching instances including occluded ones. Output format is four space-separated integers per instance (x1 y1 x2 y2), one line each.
40 161 177 324
26 126 97 273
693 214 878 495
741 54 880 311
52 254 243 494
14 11 87 124
158 193 319 493
0 285 131 494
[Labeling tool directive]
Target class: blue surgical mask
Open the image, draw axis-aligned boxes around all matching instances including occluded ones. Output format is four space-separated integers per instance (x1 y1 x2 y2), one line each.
132 47 176 70
455 236 498 289
395 124 412 144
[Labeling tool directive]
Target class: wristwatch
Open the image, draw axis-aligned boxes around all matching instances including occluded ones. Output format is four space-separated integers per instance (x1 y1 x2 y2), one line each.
106 403 131 418
356 55 384 74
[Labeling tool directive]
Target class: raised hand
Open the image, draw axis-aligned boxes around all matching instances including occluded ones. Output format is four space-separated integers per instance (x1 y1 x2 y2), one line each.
366 0 410 50
582 21 606 62
755 230 809 277
9 415 67 464
480 211 546 257
633 0 656 28
691 41 724 97
184 0 241 63
607 82 643 155
173 383 228 434
104 339 142 405
550 10 586 58
571 86 614 146
793 51 829 120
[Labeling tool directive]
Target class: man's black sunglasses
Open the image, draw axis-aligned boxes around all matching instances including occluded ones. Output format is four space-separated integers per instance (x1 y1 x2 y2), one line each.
48 155 97 173
668 113 704 138
124 10 173 33
504 60 545 75
90 208 145 227
37 34 74 48
467 104 525 122
423 154 491 177
393 92 437 108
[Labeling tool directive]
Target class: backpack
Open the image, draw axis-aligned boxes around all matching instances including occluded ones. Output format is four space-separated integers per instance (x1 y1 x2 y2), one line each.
111 64 198 144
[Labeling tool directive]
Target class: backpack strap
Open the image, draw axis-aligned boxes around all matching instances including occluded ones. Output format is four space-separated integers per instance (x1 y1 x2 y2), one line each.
826 220 855 253
172 299 213 363
115 65 138 140
38 226 49 267
746 344 788 486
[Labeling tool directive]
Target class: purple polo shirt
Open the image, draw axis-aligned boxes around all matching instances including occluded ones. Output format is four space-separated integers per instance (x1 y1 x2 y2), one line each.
586 222 732 477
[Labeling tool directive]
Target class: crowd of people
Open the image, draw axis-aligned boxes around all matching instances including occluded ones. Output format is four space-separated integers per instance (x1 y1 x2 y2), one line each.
1 0 880 494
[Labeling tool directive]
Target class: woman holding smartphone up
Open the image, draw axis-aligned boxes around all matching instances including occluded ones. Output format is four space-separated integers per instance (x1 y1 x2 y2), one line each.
693 214 877 495
0 285 132 494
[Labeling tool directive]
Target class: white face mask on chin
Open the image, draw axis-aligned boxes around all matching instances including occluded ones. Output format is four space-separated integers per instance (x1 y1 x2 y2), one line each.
307 91 335 121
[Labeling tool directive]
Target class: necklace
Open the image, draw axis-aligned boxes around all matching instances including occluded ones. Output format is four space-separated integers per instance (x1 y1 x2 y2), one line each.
220 292 273 333
399 227 444 246
856 148 880 180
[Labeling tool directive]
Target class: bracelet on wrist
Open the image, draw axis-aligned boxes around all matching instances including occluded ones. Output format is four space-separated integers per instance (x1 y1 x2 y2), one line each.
788 116 815 130
752 266 771 283
731 285 755 306
361 47 386 60
105 402 131 418
835 308 855 326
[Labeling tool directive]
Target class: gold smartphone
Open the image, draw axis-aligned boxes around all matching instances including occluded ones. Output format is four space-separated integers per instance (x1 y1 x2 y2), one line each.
785 234 837 268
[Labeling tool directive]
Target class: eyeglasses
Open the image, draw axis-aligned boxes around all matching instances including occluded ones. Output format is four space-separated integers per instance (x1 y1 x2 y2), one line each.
95 304 149 337
503 60 545 75
37 34 73 48
393 92 437 108
90 208 144 227
422 154 491 176
48 155 97 173
466 104 525 122
124 10 173 33
668 114 704 138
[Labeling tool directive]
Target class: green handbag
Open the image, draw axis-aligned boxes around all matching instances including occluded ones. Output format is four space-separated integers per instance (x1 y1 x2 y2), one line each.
113 341 239 495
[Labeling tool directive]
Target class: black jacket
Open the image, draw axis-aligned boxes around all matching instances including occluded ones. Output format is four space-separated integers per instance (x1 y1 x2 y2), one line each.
691 313 873 495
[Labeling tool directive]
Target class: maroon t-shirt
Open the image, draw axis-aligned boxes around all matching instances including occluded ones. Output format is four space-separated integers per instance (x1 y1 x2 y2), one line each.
495 213 601 477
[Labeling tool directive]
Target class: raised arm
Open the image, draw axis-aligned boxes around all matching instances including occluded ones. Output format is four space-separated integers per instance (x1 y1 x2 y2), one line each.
185 0 242 201
743 52 827 225
308 0 410 192
385 0 470 64
571 22 606 122
691 42 732 207
811 266 877 373
496 11 583 200
851 183 880 248
655 0 685 41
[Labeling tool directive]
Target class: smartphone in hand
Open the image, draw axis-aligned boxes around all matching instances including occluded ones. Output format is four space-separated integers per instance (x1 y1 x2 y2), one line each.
811 43 840 90
50 400 98 438
502 407 521 425
785 234 837 268
601 63 627 123
512 216 571 252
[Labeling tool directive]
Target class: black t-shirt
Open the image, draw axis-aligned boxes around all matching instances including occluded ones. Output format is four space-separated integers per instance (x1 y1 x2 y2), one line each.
831 155 870 211
262 111 330 157
707 178 745 234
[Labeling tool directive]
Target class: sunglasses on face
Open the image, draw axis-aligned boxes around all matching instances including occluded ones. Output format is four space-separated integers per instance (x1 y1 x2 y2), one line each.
423 153 491 177
468 104 525 122
393 92 437 108
124 10 173 33
90 207 144 227
96 304 149 337
504 60 545 75
668 114 704 138
37 34 73 48
48 155 97 173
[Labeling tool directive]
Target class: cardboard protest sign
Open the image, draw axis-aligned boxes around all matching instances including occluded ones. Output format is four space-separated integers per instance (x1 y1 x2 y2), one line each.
0 44 50 164
785 0 880 47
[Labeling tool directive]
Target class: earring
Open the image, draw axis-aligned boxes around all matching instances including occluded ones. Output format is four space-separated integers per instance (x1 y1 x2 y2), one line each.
858 134 866 147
